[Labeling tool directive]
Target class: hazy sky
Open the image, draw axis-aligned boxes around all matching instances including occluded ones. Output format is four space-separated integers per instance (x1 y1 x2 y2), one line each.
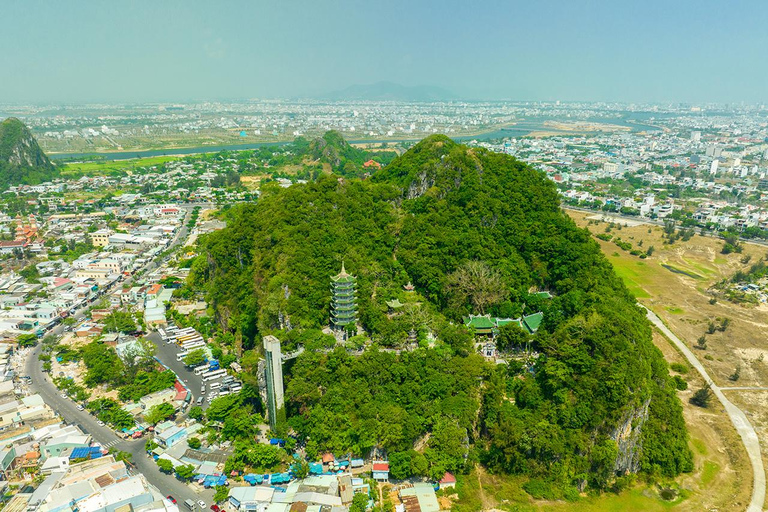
1 0 766 104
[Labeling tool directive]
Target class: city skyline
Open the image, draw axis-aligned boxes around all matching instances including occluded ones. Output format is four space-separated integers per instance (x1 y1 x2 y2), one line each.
1 0 767 104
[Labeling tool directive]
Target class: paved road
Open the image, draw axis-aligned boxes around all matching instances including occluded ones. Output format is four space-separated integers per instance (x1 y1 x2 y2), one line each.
146 330 209 411
645 307 766 512
22 202 218 506
25 343 215 505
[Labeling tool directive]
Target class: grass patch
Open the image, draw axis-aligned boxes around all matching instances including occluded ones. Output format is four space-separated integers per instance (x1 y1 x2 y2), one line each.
682 259 718 277
666 307 684 315
60 155 181 177
690 437 707 455
541 487 686 511
606 255 652 298
700 460 720 487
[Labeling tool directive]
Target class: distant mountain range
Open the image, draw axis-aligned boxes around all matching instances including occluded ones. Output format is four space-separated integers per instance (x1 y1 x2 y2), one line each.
317 81 457 102
0 117 58 189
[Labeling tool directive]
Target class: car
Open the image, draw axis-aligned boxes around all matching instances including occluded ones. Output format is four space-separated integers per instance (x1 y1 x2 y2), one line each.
76 405 84 411
210 505 220 512
201 385 205 393
60 393 68 399
167 495 177 504
97 420 105 427
196 397 203 406
197 501 206 509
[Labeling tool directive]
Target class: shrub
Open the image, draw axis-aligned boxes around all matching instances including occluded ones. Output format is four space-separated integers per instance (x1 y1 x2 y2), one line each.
669 362 688 374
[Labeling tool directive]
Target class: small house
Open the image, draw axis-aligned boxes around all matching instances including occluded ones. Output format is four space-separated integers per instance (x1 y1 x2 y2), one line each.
372 461 389 481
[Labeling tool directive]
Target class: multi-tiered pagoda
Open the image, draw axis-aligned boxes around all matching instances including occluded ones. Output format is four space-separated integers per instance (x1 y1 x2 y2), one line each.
330 262 357 330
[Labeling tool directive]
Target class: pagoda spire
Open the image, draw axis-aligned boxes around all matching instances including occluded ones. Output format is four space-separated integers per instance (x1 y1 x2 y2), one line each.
331 262 357 330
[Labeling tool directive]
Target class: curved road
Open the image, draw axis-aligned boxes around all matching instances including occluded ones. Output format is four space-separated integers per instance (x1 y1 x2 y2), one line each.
645 308 765 512
22 203 218 505
25 346 214 505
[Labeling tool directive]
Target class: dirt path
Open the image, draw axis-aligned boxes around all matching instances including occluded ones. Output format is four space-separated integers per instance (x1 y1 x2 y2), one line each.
645 307 765 512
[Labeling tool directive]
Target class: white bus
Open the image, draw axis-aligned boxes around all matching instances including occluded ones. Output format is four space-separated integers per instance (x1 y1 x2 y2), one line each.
203 369 227 382
209 382 222 390
158 328 166 340
180 340 206 351
193 365 209 375
229 385 242 393
176 352 188 362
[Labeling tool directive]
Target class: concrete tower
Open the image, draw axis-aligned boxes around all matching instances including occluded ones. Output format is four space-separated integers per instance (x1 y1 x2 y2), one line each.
262 335 284 428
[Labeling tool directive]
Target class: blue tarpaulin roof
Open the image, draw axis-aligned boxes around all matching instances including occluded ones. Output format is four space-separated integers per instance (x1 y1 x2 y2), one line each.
70 447 102 460
243 474 264 485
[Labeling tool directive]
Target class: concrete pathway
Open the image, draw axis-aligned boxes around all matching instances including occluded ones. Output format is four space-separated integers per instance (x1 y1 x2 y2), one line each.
645 307 765 512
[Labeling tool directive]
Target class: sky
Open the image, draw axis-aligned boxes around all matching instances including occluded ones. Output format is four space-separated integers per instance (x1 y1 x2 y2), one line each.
1 0 767 104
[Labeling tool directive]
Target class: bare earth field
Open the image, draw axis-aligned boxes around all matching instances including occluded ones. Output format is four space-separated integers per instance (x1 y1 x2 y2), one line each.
567 209 767 510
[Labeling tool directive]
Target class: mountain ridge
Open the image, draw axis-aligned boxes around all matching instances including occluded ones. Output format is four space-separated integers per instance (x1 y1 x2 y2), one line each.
0 117 58 188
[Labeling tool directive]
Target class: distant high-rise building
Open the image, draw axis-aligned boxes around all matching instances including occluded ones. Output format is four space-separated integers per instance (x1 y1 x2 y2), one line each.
705 144 721 158
331 262 358 330
690 131 701 142
262 335 284 428
710 160 719 175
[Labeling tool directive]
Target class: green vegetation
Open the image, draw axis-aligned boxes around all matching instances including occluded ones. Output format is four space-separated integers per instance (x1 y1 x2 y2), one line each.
156 458 173 473
690 385 713 408
183 348 206 367
86 398 135 429
0 118 58 189
79 338 175 402
144 402 176 425
103 311 138 334
189 134 692 495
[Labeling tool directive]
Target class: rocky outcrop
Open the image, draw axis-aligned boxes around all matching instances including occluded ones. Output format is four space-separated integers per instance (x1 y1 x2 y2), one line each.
611 398 651 475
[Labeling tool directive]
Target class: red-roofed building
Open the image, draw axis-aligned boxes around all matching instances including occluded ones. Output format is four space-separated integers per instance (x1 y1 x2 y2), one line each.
146 284 163 297
52 277 75 292
372 461 389 481
322 453 335 464
363 159 382 170
439 471 456 489
173 381 188 401
0 240 26 254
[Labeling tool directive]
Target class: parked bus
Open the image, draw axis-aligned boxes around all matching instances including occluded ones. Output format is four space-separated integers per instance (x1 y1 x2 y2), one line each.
180 340 206 351
193 365 209 376
209 382 222 390
203 369 227 382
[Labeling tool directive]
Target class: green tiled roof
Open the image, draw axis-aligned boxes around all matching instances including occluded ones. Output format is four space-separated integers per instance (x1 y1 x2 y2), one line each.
464 315 496 329
386 299 404 309
523 312 543 333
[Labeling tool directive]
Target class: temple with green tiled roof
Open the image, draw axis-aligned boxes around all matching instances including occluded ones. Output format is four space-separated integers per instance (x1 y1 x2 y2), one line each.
330 262 357 329
464 313 542 337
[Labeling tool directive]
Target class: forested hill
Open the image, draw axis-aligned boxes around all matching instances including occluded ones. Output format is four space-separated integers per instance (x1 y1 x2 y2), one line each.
0 117 58 189
190 134 692 497
306 130 380 176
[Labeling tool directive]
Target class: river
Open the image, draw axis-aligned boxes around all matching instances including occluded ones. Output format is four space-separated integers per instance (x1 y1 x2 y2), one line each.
48 111 668 162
